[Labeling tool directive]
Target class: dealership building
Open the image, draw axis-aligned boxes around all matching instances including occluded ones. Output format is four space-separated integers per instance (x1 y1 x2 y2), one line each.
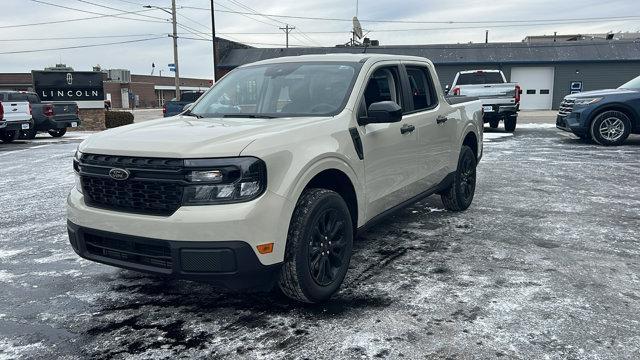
216 38 640 110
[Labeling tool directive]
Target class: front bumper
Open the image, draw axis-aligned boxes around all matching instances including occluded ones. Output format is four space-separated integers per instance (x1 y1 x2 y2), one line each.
67 221 281 290
67 188 292 266
556 109 590 136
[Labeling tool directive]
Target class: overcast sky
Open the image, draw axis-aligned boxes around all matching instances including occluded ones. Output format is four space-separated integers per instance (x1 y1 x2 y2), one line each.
1 0 639 79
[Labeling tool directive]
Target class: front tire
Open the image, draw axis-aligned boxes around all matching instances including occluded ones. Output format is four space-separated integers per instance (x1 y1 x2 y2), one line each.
589 110 631 146
0 130 18 143
48 128 67 138
441 145 477 212
278 188 353 303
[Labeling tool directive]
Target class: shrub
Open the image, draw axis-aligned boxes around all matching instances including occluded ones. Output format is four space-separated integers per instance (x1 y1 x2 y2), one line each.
105 111 134 129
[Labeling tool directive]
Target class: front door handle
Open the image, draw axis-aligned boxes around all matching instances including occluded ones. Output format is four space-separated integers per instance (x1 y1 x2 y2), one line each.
436 115 448 124
400 124 415 134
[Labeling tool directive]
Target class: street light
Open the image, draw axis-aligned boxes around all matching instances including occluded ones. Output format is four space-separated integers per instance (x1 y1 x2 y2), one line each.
144 3 181 101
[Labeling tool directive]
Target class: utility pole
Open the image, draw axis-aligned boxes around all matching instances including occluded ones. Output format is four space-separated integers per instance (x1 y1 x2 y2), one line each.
211 0 218 81
171 0 180 101
485 30 489 44
279 24 295 48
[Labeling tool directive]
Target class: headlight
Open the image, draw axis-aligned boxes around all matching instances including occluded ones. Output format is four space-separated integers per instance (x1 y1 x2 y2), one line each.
182 157 266 205
73 149 83 194
573 97 602 106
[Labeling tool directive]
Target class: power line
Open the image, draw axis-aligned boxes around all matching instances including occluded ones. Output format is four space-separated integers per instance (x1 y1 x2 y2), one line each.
0 36 166 55
29 0 168 23
179 36 304 47
74 0 168 22
0 34 165 41
181 6 640 25
0 7 160 29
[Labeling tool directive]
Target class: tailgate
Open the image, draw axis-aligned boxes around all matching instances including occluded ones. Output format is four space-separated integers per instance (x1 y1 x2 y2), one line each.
3 101 31 122
459 84 516 98
52 103 78 120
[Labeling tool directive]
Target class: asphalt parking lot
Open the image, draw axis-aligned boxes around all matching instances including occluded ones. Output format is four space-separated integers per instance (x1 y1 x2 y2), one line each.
1 117 639 359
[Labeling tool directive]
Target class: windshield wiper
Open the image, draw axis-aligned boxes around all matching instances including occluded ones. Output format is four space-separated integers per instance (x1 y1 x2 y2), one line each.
222 114 277 119
182 110 203 119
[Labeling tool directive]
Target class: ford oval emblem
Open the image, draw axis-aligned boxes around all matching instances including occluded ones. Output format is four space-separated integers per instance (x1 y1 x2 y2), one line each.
109 168 130 181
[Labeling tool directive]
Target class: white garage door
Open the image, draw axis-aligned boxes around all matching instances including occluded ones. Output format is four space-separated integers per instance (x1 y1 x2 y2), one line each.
510 67 554 110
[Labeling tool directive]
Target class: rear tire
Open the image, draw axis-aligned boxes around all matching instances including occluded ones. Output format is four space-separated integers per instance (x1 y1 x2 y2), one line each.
0 130 18 143
441 145 477 212
278 188 353 303
504 115 517 132
589 110 631 146
48 128 67 138
20 128 37 140
489 119 499 129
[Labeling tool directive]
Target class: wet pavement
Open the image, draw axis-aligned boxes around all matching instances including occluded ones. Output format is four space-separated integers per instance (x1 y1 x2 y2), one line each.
1 125 639 359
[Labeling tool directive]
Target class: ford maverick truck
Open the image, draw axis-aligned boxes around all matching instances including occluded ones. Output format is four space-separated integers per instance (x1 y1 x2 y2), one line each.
67 54 483 303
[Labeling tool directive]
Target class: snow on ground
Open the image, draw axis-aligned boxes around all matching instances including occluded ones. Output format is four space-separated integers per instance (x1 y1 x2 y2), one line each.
0 127 639 359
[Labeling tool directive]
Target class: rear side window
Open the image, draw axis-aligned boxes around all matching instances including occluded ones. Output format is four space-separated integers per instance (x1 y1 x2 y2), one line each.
406 66 438 111
456 71 504 85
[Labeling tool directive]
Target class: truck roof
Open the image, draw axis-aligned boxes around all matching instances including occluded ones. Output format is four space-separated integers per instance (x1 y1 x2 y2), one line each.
245 53 432 67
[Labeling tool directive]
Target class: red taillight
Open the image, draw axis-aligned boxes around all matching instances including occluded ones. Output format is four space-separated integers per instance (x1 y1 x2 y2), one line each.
44 104 54 117
162 104 167 114
514 85 521 103
452 86 461 96
0 102 4 120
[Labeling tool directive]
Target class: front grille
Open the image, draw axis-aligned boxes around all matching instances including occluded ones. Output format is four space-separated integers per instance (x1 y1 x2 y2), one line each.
80 154 185 216
84 232 172 269
558 98 575 117
82 177 183 216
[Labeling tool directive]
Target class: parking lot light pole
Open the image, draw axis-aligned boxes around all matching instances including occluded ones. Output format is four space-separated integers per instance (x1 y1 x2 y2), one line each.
144 3 180 101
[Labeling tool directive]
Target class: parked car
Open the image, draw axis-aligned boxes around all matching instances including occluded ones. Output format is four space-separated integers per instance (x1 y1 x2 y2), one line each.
447 70 521 131
0 91 81 139
556 75 640 146
163 91 205 117
67 54 483 303
0 97 33 143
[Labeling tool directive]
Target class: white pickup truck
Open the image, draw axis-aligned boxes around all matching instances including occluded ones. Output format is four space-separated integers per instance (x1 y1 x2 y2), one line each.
448 70 521 131
67 54 483 303
0 99 32 143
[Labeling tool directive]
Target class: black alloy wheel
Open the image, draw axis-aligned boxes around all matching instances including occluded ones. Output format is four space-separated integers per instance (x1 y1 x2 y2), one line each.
308 208 347 286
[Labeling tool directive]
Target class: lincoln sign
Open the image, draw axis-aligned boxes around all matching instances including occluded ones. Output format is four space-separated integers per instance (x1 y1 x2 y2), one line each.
32 71 104 101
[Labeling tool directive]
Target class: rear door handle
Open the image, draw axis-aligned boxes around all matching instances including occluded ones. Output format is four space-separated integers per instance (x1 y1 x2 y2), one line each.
400 124 415 134
436 115 448 124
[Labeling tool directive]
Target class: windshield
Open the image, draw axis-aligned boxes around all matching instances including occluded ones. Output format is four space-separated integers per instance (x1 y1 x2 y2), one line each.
619 75 640 90
456 71 504 85
190 62 360 118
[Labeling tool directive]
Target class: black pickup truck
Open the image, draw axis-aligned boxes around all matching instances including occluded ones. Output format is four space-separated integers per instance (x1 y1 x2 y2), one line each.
0 91 81 139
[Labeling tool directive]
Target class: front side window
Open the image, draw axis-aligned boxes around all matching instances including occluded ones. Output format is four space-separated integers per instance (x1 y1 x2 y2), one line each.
190 62 360 118
359 67 403 118
406 66 437 111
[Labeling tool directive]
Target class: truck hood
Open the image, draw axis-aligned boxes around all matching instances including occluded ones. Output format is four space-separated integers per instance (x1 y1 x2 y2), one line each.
79 115 320 158
566 88 638 98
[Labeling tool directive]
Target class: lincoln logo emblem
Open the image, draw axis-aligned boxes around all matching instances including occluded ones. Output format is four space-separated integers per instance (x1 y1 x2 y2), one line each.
109 168 130 181
66 73 73 85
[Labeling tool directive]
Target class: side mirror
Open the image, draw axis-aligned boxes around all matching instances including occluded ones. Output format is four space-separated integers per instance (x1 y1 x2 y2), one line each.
359 101 402 125
182 103 194 111
445 84 451 94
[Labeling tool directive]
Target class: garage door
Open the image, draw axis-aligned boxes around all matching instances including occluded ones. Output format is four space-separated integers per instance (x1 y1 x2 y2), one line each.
510 67 554 110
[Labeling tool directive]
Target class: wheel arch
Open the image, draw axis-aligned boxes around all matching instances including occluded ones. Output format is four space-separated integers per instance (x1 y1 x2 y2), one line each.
588 103 639 129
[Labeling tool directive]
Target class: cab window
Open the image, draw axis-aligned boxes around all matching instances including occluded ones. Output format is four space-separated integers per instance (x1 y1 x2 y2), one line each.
359 66 403 118
406 66 438 112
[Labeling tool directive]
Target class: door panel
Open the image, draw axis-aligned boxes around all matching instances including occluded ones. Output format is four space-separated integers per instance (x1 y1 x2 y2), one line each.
359 64 420 219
